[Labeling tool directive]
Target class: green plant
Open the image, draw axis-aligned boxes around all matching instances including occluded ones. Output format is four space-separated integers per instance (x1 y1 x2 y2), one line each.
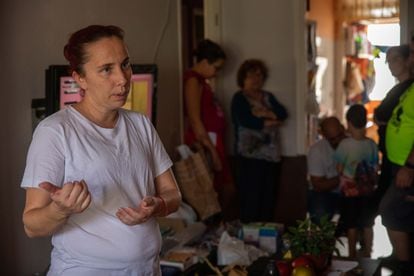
283 216 341 258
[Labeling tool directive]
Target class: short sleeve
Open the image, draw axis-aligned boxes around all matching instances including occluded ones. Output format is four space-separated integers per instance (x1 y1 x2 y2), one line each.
21 124 65 188
333 141 347 165
307 145 326 177
308 140 339 180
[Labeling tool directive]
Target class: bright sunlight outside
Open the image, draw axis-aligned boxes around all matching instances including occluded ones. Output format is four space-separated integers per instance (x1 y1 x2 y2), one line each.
367 23 400 101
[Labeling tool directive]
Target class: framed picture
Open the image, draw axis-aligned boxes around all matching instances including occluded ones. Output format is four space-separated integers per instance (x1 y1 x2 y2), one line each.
126 64 158 126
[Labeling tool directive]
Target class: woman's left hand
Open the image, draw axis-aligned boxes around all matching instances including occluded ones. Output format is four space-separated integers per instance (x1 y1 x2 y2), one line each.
116 196 157 225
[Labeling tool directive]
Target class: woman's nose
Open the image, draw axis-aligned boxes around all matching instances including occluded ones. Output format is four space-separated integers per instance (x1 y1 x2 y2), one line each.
115 66 129 85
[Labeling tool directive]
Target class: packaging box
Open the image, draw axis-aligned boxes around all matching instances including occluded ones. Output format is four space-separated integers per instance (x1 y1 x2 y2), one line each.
259 223 278 254
242 222 284 254
241 223 262 247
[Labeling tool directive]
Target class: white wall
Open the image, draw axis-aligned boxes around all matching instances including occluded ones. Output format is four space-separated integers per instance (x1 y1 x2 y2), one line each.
0 1 181 274
217 0 307 156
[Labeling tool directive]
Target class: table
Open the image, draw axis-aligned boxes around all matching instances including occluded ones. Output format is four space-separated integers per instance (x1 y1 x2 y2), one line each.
167 255 382 275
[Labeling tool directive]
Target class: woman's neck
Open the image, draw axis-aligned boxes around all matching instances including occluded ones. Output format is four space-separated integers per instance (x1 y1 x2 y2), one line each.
74 101 119 128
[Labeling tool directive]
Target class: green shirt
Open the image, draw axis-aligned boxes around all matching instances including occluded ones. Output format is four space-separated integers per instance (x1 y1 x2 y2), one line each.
386 83 414 165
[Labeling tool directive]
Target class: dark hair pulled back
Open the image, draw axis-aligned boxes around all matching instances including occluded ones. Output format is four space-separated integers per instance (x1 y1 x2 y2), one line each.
193 39 226 63
64 25 125 74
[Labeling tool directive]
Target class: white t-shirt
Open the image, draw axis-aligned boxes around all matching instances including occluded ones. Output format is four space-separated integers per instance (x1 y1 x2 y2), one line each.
21 106 172 275
307 138 339 192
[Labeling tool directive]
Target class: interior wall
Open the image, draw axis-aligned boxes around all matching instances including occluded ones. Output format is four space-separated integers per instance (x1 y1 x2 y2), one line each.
400 0 414 43
0 1 181 274
216 0 308 228
307 0 336 117
218 0 307 157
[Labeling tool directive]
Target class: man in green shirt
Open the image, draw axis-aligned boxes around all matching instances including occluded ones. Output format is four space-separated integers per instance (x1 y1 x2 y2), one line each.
380 34 414 275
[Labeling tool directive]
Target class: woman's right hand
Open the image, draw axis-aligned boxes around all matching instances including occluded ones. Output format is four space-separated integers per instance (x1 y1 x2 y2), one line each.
196 136 222 172
39 180 91 217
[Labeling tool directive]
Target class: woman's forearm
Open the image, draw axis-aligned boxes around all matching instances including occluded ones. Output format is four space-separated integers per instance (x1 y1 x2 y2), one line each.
155 170 182 216
157 189 181 216
23 202 69 238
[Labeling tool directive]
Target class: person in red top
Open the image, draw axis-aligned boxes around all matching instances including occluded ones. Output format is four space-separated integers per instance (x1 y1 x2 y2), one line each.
183 39 234 217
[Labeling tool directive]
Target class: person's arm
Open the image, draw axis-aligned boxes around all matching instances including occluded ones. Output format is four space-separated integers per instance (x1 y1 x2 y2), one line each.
396 147 414 188
309 175 340 192
184 77 221 171
307 141 340 192
267 92 288 121
22 180 91 238
252 92 288 127
231 92 266 130
116 169 182 225
154 168 182 215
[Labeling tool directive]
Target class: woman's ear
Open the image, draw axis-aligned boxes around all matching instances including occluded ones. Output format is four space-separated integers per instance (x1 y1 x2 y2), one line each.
72 71 87 90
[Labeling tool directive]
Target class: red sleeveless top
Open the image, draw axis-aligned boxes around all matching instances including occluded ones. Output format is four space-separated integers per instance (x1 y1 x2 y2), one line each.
183 70 226 145
183 70 231 190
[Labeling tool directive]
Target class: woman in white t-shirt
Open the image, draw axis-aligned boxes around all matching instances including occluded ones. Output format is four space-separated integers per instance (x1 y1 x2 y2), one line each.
21 25 181 276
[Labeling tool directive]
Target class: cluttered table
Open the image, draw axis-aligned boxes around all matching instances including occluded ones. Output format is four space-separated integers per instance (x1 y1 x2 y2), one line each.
158 217 382 276
175 252 382 275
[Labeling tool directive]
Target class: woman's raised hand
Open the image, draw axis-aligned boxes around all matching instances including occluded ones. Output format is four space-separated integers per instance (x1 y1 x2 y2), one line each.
116 196 159 225
40 180 91 217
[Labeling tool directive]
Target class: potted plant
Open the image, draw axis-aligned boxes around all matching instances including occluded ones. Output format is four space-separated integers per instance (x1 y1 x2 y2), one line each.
283 216 341 271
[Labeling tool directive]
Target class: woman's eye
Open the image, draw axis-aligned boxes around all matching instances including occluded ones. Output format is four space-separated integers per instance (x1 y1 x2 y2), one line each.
102 67 112 73
122 61 131 70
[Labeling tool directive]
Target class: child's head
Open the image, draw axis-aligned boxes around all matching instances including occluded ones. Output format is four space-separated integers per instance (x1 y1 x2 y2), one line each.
346 104 367 129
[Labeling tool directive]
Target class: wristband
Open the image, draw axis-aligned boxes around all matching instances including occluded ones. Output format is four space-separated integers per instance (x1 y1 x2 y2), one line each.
404 160 414 170
156 196 168 216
